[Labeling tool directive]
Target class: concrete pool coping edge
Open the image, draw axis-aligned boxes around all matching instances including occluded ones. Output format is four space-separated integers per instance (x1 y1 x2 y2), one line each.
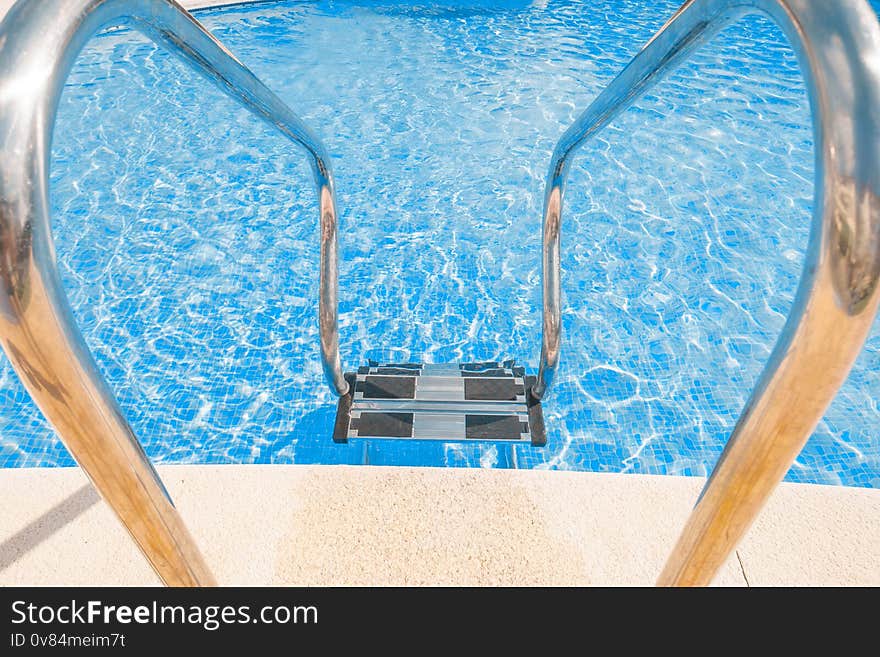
1 465 878 586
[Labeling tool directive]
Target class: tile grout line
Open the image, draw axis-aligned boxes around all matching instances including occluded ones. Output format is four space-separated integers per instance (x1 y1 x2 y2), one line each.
735 550 751 587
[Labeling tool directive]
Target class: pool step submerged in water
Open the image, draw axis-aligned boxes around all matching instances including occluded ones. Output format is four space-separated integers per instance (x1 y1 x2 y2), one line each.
333 361 546 445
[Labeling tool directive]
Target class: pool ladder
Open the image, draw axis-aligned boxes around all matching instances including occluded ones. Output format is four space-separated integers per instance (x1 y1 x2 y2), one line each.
0 0 879 587
333 360 546 446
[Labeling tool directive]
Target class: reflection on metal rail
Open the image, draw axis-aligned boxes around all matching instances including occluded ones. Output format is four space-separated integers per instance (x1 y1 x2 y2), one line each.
534 0 880 585
0 0 346 586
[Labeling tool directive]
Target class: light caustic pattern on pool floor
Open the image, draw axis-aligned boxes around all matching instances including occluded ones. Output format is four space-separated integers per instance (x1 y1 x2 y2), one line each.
0 0 878 486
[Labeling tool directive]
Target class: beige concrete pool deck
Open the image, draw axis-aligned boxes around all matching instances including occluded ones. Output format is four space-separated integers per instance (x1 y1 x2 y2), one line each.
1 465 878 586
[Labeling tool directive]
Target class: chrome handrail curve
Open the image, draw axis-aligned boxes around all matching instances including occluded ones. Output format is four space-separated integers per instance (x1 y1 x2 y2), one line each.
0 0 342 586
534 0 880 585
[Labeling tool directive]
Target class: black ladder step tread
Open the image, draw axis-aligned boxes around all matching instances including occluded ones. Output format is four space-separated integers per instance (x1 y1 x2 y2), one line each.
465 414 528 440
351 412 414 438
463 378 520 401
357 376 417 399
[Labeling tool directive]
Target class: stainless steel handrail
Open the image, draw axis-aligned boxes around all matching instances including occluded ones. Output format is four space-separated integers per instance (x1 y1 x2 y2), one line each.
533 0 880 585
0 0 347 586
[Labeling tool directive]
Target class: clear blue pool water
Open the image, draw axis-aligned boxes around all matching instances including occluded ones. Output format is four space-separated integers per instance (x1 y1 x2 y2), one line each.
1 0 878 487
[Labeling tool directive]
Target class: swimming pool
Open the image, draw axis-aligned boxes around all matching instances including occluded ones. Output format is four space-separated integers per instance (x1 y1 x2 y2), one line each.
0 0 877 487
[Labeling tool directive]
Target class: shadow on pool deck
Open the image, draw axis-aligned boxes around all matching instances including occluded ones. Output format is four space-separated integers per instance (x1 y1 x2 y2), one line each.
0 484 99 572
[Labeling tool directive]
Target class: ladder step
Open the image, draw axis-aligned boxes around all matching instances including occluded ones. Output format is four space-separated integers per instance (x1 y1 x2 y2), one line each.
333 361 546 446
353 375 526 403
